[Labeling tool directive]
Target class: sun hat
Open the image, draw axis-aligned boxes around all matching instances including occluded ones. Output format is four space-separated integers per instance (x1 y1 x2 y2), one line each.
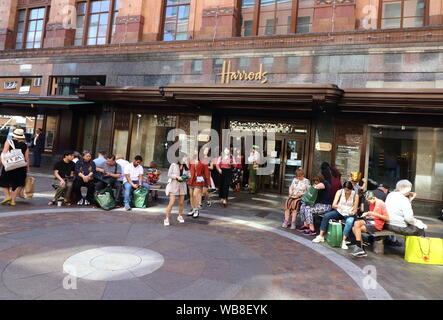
11 128 25 139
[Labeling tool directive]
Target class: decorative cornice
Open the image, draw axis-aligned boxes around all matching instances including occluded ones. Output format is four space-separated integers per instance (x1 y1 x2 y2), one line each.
203 7 237 17
1 26 443 59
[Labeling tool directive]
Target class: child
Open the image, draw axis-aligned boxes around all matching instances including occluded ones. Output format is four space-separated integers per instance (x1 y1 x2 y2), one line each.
282 168 310 230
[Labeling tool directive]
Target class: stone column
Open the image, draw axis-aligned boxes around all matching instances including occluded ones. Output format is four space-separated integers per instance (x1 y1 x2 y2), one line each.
312 0 356 33
0 0 18 50
44 0 76 48
113 0 144 43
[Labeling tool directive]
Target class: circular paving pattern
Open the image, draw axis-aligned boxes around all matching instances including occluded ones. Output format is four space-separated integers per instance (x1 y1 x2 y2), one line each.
63 246 164 281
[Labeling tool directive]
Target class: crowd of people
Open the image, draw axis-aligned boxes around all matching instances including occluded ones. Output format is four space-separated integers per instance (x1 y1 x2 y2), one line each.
0 129 438 244
282 162 429 257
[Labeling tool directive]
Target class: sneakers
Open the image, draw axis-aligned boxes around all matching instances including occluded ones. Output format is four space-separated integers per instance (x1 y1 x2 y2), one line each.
297 225 309 231
282 220 289 228
312 235 325 243
303 229 316 236
124 203 132 211
0 197 11 204
350 246 367 257
192 209 200 219
341 241 349 250
177 216 185 223
187 209 195 216
164 218 170 226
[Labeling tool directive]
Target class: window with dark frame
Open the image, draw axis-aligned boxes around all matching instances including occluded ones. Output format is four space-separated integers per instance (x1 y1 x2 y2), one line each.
163 0 191 41
381 0 426 29
15 7 48 49
296 0 314 34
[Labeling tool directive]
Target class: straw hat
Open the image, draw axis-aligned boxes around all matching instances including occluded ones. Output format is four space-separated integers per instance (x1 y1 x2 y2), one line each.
12 128 25 140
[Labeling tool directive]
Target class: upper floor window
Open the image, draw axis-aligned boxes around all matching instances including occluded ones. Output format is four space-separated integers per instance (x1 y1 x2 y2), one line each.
15 7 48 49
296 0 314 34
163 0 191 41
381 0 426 29
240 0 297 36
74 0 119 46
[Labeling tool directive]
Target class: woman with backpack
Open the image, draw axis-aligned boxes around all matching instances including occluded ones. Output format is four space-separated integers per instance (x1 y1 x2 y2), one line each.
312 181 359 250
0 129 30 206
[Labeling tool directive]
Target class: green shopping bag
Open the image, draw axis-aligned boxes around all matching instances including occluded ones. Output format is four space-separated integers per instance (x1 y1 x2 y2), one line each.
404 236 443 265
326 221 343 247
94 186 116 211
301 186 318 206
132 187 149 208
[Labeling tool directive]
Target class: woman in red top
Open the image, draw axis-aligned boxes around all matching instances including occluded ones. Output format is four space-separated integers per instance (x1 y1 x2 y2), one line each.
351 191 390 257
187 149 210 219
216 147 236 207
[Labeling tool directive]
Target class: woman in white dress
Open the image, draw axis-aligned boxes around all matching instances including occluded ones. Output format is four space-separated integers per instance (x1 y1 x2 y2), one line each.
164 155 189 226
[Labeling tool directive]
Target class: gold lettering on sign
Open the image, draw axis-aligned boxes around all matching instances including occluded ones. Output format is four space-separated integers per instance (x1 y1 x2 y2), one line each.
218 60 268 84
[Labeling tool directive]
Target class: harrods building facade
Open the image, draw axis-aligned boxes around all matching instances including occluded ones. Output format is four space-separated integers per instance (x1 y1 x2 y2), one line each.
0 0 442 214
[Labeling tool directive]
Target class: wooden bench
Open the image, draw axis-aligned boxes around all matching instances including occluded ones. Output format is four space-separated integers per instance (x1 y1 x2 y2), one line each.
363 230 396 254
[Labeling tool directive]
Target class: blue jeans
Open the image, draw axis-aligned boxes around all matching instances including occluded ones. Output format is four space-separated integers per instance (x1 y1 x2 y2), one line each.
123 181 150 205
320 209 355 238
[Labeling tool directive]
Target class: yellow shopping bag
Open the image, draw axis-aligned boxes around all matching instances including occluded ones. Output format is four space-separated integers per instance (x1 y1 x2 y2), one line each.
404 236 443 265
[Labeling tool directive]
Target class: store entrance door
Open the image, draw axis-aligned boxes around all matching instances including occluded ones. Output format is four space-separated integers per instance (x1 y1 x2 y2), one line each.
261 135 306 194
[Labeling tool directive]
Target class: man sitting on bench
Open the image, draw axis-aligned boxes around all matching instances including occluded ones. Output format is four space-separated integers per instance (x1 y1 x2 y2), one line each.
95 154 123 205
351 191 389 257
385 179 427 236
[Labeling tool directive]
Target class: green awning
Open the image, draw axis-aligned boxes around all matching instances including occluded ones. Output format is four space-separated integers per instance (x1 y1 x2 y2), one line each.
0 99 95 105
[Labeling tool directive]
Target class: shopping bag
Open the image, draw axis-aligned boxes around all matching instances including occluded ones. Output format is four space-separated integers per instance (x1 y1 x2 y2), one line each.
404 236 443 265
94 186 116 211
1 140 27 172
19 176 35 199
132 187 149 208
326 221 343 247
301 186 318 206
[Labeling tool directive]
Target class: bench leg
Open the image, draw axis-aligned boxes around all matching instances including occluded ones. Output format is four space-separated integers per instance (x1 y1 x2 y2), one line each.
373 237 385 255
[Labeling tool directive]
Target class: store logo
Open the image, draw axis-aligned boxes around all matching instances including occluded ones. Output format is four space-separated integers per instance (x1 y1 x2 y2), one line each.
218 60 268 84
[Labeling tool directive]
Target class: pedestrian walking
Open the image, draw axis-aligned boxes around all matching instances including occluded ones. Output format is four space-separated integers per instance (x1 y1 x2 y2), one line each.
216 147 236 207
164 154 189 226
187 149 210 219
31 128 45 167
0 129 30 206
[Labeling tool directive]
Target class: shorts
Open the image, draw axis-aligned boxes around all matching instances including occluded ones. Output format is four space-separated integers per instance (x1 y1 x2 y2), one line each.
365 223 380 234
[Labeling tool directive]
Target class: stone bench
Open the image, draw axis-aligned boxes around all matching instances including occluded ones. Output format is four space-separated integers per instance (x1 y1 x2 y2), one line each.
363 229 397 255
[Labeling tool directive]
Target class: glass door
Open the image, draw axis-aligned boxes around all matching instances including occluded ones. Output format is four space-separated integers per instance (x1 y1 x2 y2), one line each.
261 136 305 193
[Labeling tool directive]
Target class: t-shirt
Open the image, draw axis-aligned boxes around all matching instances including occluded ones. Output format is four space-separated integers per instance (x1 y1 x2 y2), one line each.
367 199 389 231
54 160 75 179
316 180 332 205
99 162 122 176
124 163 144 181
93 156 106 167
116 159 130 181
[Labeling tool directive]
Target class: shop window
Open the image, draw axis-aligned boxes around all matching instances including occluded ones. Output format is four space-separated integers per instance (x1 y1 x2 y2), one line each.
334 123 364 183
381 0 426 29
50 76 106 96
368 125 443 201
45 115 58 152
0 115 40 146
15 7 48 49
162 0 191 41
129 114 178 168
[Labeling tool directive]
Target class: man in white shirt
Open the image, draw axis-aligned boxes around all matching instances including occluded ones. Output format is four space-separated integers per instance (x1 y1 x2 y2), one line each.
116 154 130 182
385 179 426 236
123 155 150 211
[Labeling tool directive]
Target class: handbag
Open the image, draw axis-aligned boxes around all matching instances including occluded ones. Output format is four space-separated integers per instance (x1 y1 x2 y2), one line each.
1 140 27 172
326 221 343 248
301 186 318 206
132 187 149 208
404 236 443 265
19 177 35 199
94 186 116 211
196 176 205 183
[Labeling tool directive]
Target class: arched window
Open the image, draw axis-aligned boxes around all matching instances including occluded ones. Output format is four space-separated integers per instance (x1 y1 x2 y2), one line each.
162 0 191 41
380 0 427 29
